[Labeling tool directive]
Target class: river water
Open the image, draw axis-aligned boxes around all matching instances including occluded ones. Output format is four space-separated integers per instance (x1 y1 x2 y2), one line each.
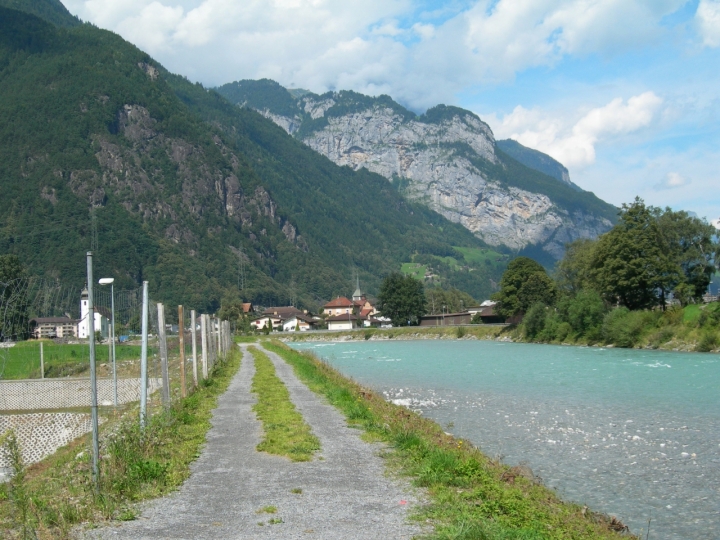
290 340 720 540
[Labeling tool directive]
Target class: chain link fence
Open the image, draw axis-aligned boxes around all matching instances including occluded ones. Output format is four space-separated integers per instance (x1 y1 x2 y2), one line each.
0 276 234 479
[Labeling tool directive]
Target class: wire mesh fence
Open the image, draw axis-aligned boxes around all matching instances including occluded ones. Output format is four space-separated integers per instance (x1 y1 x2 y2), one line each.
0 275 235 477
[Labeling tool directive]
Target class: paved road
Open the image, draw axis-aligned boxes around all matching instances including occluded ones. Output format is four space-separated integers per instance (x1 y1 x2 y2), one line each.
85 344 423 539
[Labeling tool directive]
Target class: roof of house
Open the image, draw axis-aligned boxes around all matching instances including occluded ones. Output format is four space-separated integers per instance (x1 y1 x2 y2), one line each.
263 306 304 317
326 314 362 322
30 317 78 325
323 296 355 308
283 314 314 324
359 307 374 317
242 302 254 313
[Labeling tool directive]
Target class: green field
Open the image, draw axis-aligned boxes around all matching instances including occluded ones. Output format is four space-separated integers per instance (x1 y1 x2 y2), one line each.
401 262 427 280
453 246 506 265
0 341 143 380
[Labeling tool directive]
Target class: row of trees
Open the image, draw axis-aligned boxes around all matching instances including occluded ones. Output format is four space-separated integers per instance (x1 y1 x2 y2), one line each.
491 199 719 344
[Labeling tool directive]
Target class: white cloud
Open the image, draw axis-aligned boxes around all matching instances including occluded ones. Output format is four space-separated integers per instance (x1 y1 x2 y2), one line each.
697 0 720 47
61 0 688 109
488 92 663 168
655 172 691 190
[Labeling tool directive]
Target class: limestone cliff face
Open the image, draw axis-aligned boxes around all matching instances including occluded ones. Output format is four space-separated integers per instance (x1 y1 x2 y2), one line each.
215 80 615 258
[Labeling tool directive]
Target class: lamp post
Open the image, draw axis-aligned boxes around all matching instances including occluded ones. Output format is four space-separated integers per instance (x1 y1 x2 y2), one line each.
99 277 116 407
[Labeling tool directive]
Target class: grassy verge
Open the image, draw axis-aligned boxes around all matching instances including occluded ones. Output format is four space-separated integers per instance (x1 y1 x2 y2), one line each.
282 325 506 343
263 340 636 540
249 346 320 462
0 349 241 539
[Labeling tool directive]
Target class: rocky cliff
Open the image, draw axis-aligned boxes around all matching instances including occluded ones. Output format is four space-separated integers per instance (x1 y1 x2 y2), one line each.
217 80 616 260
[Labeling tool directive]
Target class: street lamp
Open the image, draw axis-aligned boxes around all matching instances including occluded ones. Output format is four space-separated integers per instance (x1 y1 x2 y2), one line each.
99 277 116 407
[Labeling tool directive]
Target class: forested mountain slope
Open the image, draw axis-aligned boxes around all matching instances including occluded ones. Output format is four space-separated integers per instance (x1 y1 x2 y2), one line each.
217 79 617 260
0 5 500 310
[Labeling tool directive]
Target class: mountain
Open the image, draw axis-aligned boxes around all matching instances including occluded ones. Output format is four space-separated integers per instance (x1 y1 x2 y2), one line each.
217 79 617 259
0 4 504 310
495 139 580 191
0 0 80 28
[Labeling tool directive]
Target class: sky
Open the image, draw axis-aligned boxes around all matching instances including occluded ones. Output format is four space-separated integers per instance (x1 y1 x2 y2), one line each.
61 0 720 222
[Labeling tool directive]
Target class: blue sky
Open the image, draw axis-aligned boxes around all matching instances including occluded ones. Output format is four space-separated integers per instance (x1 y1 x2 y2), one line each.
62 0 720 222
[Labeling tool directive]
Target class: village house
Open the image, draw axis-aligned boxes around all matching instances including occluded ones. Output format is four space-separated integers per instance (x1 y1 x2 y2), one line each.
281 314 315 332
326 313 363 330
251 306 315 331
322 296 355 316
29 316 78 339
323 282 378 318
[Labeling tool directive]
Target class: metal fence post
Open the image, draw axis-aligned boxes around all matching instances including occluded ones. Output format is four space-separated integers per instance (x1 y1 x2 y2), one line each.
216 317 221 361
40 342 44 379
86 252 100 491
200 314 208 379
178 305 186 399
218 319 224 359
157 303 170 408
191 309 198 387
140 281 149 428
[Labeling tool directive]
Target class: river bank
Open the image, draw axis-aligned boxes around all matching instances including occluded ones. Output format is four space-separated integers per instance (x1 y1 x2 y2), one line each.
266 341 637 539
290 339 720 540
280 314 718 353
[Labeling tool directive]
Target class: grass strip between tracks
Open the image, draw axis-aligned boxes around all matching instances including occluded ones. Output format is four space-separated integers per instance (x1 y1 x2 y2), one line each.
263 340 636 540
249 346 320 462
0 349 242 539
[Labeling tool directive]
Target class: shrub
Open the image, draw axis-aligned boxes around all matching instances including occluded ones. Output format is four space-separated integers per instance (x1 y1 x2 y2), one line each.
554 321 572 342
661 307 684 326
523 303 547 339
648 327 675 349
696 330 718 352
566 290 606 336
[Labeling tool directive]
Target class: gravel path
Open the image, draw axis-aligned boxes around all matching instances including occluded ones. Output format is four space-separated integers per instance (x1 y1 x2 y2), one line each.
84 344 424 539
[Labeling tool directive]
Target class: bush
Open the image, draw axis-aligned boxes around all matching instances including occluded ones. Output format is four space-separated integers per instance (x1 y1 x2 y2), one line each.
523 303 547 339
696 330 718 352
554 321 572 342
648 327 675 349
602 308 653 348
566 290 606 336
661 307 684 326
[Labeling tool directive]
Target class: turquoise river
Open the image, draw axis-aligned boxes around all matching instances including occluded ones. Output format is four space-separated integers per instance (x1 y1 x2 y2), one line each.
290 340 719 540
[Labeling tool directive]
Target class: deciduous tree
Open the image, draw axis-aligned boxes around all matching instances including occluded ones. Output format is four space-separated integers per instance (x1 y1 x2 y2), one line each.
378 273 426 326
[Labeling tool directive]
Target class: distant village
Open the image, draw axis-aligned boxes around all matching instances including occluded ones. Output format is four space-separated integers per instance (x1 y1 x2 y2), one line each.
27 282 508 341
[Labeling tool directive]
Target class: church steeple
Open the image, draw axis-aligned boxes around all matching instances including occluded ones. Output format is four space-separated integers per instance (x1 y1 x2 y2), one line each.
352 275 364 302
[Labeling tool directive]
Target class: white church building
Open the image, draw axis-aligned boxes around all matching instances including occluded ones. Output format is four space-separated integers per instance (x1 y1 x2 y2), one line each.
77 286 110 339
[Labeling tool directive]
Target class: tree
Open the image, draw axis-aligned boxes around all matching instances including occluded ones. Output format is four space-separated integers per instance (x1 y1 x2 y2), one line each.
378 273 426 326
654 208 718 303
492 257 555 318
591 198 679 310
425 287 476 314
555 238 598 295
